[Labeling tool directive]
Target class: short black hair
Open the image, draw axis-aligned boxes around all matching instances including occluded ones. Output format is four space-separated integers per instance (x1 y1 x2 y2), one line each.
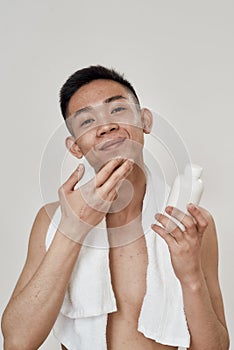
59 65 140 120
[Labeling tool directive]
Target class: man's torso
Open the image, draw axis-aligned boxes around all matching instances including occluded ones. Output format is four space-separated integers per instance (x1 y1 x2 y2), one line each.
105 227 178 350
61 215 178 350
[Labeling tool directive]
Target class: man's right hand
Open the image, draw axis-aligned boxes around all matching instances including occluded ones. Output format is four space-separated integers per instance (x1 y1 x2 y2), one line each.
58 158 134 243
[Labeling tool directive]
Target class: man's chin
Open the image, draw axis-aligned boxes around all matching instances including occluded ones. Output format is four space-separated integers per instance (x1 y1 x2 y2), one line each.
86 141 144 173
93 152 142 174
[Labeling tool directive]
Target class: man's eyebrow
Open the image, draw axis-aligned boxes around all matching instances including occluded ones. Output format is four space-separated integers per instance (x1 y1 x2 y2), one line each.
72 106 93 118
72 95 127 118
104 95 127 104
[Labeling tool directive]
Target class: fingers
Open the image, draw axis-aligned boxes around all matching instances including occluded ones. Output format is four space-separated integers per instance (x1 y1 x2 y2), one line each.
95 158 128 187
61 164 85 193
152 204 209 248
100 159 134 194
186 204 208 234
151 223 176 246
155 213 184 242
164 204 208 235
163 206 197 235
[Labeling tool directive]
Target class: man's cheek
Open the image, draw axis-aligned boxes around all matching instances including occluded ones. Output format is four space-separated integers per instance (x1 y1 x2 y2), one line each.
120 117 142 129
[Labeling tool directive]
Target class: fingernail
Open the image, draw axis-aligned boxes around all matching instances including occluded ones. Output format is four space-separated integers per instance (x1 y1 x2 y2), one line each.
155 213 160 220
114 156 123 161
125 159 134 167
187 203 194 209
166 206 172 213
77 164 84 171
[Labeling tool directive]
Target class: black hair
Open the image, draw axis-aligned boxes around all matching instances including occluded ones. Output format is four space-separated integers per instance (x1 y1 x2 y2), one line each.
59 65 140 119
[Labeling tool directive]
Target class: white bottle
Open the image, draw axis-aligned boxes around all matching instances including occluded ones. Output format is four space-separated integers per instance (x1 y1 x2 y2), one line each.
165 163 204 230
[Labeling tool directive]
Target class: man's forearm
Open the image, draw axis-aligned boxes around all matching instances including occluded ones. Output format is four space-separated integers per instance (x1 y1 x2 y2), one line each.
2 231 81 350
181 275 229 350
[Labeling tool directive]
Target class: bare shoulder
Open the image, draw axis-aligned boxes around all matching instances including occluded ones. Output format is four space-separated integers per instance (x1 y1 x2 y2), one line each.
10 201 60 298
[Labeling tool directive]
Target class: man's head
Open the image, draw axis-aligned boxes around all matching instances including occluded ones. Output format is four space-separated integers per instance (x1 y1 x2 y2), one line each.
60 65 153 170
60 65 140 120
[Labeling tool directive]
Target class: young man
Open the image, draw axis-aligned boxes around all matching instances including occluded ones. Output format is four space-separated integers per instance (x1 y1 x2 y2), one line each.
1 66 229 350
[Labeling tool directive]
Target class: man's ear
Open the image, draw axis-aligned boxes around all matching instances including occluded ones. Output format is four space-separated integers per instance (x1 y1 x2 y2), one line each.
141 108 153 134
65 136 83 159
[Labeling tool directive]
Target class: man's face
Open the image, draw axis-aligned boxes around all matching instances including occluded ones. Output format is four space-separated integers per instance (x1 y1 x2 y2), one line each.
66 79 151 171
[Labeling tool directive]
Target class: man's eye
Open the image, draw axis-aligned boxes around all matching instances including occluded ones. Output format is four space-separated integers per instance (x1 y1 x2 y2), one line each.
111 107 126 114
80 119 94 127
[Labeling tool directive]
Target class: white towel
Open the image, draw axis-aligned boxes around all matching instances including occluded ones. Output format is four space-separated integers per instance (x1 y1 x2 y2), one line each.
45 159 190 350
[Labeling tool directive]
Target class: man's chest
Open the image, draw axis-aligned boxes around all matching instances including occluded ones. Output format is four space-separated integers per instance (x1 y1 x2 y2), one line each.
106 237 179 350
108 235 148 313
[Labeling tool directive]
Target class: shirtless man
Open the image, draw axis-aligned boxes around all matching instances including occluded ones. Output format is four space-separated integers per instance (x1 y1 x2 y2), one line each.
1 66 230 350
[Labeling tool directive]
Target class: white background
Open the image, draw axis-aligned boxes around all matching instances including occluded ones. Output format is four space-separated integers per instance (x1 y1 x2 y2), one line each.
0 1 233 349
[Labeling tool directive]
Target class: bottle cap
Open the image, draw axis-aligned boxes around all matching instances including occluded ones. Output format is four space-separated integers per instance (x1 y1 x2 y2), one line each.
184 163 203 179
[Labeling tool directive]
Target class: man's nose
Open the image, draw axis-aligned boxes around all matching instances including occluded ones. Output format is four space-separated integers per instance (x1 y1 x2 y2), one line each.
96 122 119 137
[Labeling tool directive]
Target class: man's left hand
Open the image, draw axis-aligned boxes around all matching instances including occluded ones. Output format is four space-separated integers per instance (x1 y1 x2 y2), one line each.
151 204 209 286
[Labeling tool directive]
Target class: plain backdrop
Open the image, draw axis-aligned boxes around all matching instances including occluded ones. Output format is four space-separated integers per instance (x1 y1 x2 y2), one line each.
0 1 233 349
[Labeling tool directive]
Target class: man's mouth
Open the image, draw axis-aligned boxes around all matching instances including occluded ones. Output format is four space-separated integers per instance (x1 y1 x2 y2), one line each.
98 137 126 151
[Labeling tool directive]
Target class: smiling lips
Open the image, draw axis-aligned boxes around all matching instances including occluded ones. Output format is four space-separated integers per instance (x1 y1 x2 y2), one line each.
98 137 126 150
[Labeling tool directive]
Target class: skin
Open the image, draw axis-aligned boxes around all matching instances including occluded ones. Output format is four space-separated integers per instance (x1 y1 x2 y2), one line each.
1 80 230 350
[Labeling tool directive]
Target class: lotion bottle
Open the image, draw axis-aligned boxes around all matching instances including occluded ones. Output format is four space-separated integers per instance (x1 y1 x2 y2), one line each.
165 163 204 230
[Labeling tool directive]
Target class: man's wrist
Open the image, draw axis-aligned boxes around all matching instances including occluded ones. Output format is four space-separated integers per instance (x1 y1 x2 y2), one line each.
180 271 206 292
57 218 92 244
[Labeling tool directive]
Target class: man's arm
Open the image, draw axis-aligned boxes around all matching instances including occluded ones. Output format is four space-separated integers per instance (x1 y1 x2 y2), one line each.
182 207 229 350
1 202 83 350
1 158 133 350
152 205 230 350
